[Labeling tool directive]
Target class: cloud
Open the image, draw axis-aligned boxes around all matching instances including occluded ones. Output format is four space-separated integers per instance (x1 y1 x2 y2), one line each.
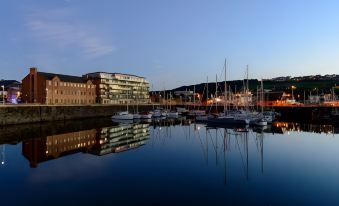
25 9 115 58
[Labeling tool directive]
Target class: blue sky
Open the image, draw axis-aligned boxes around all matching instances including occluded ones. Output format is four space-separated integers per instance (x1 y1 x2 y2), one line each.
1 0 339 90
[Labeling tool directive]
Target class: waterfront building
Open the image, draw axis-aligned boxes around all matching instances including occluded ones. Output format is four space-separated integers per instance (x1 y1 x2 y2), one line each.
84 72 150 104
0 80 21 104
21 67 96 104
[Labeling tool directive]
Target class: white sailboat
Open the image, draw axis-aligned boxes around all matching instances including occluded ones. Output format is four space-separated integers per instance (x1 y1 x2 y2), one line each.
140 111 152 119
254 79 267 126
133 98 141 119
112 93 134 120
207 59 250 125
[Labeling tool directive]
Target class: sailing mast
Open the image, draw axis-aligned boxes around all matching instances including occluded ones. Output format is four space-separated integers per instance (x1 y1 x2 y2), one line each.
224 58 227 115
206 76 209 110
261 79 264 113
193 84 196 110
246 65 249 111
215 74 218 112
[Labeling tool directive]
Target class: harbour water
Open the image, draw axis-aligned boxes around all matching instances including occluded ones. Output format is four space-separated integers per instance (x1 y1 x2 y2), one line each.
1 117 339 205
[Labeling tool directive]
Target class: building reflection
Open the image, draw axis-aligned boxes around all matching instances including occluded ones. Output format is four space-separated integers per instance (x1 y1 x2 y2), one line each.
90 123 150 156
22 123 150 168
0 117 339 169
22 129 98 168
271 122 338 134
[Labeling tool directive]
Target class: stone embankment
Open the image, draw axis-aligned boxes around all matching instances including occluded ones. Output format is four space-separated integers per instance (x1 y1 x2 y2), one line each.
0 104 155 125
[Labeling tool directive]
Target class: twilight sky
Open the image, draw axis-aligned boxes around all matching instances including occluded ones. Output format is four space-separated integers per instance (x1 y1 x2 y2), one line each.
1 0 339 90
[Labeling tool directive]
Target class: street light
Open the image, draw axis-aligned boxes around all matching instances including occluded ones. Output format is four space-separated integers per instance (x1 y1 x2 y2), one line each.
1 85 4 105
291 85 296 100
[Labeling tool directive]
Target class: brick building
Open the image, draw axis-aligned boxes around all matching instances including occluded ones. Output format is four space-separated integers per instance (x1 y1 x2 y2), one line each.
21 67 96 104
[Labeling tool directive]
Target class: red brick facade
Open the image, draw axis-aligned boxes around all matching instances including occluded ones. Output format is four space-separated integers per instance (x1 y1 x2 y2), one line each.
22 67 96 104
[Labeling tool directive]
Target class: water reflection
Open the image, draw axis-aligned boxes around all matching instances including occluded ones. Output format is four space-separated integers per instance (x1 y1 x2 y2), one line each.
191 125 265 184
0 118 338 170
0 118 150 168
272 121 338 134
1 118 339 205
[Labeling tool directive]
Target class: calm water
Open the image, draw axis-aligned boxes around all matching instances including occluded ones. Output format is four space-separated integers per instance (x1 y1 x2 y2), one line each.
1 117 339 205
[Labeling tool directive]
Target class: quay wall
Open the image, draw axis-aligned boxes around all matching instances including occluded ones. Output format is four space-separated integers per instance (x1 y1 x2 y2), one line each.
0 104 155 125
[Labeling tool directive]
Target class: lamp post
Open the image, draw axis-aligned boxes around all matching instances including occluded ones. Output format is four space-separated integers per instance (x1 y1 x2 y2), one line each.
1 85 4 105
291 85 296 100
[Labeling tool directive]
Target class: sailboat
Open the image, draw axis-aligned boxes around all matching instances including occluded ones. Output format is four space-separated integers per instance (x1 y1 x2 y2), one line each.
188 84 206 117
207 59 250 125
112 92 134 120
253 79 267 126
139 111 153 119
168 93 179 118
133 97 141 119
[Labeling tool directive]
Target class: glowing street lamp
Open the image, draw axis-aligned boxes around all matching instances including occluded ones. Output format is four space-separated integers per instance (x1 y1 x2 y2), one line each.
291 85 296 100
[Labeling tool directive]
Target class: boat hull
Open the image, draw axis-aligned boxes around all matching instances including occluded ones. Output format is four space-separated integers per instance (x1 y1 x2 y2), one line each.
112 114 134 120
206 117 249 125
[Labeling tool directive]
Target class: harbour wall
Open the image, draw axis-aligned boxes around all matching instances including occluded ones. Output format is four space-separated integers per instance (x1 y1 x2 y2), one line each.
0 104 155 125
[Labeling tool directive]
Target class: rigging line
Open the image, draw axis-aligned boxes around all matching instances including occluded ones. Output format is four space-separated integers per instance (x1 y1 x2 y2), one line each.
235 135 247 175
208 129 218 154
196 128 208 163
217 129 226 155
250 129 260 153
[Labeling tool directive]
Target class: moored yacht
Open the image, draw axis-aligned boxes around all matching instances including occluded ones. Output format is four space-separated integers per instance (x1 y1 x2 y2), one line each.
133 113 141 119
140 111 153 119
152 109 162 118
207 110 250 125
168 111 179 118
112 111 134 120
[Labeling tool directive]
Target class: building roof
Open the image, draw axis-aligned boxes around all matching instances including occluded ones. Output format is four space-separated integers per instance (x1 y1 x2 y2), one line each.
38 72 86 83
0 80 21 89
85 71 145 79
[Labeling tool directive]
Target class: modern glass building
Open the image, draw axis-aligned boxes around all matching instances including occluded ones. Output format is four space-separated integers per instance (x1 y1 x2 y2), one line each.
84 72 150 104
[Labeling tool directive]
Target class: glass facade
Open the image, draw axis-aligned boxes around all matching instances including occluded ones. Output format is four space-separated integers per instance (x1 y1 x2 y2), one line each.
85 72 150 104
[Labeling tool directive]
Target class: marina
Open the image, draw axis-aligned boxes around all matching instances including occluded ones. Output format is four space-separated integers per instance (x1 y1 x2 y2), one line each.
2 1 339 205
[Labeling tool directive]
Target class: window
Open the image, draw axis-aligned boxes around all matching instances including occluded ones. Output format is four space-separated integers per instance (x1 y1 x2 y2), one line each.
48 81 52 86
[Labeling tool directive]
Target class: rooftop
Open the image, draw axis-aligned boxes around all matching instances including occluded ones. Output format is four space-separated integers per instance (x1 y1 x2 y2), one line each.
86 71 145 79
38 72 86 83
0 80 21 89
